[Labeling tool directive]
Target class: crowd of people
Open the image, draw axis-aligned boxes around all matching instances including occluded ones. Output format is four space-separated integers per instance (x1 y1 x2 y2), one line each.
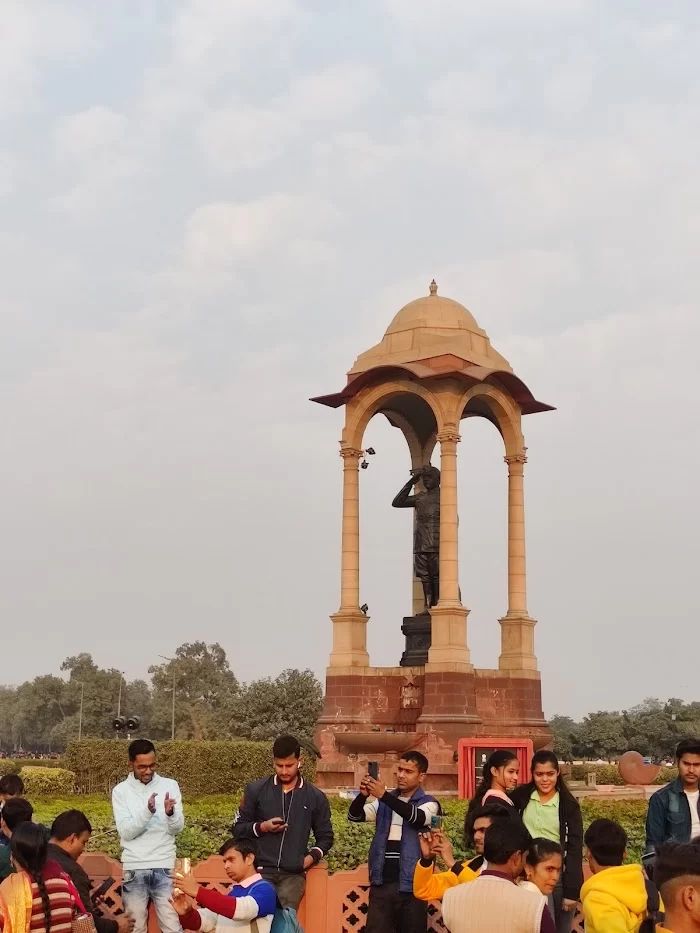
0 736 700 932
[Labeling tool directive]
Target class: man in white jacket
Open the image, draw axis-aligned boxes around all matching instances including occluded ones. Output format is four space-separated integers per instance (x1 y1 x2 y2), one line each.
112 739 185 933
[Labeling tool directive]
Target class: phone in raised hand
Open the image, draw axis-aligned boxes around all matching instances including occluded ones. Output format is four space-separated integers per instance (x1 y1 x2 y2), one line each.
368 761 379 780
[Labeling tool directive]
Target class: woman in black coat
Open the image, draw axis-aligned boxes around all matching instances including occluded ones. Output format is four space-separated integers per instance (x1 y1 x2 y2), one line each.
511 750 583 933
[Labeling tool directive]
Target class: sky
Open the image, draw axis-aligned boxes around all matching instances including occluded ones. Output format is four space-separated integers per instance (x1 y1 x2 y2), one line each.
1 0 699 720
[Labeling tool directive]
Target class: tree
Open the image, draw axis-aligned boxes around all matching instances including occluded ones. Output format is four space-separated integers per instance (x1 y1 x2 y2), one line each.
60 654 150 741
578 711 627 760
149 642 239 740
228 669 324 743
548 715 580 762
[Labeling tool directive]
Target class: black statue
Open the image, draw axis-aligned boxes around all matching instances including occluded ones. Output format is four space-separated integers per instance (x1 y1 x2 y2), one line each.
392 465 440 611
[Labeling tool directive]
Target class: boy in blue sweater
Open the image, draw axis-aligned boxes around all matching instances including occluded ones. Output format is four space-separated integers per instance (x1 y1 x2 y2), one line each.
173 838 277 933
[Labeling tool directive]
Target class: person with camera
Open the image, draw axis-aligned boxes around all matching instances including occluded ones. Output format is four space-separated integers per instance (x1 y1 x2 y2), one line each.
232 735 333 912
48 809 135 933
112 739 184 933
348 752 439 933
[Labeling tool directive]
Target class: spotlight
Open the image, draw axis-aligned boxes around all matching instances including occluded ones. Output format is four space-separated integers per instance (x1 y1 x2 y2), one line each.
366 448 376 456
112 716 126 732
126 716 141 732
360 603 369 614
361 460 369 469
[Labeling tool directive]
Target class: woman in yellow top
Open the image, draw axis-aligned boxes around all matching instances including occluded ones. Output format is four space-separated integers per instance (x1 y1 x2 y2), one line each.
413 803 513 901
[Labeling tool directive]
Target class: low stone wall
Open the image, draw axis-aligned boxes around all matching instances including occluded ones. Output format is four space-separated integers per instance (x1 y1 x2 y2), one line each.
80 851 587 932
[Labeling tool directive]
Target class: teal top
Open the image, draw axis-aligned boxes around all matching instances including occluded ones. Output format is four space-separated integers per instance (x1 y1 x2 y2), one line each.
522 789 560 842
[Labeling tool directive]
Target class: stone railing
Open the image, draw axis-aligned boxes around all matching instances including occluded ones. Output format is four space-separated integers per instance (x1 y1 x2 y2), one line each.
79 852 585 932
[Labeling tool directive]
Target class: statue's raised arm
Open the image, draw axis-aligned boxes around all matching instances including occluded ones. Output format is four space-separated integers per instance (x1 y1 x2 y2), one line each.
392 469 422 508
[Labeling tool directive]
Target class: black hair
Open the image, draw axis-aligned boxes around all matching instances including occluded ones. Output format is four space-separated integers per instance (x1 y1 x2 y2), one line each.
2 797 33 832
655 840 700 904
526 750 579 809
584 818 627 867
0 774 24 797
128 739 156 761
464 802 516 846
483 819 532 866
12 823 52 932
466 750 519 822
676 739 700 760
272 735 301 759
50 809 92 841
219 837 256 861
400 751 429 774
526 837 563 866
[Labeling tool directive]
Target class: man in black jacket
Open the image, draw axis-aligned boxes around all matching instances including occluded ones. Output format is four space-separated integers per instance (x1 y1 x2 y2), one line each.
232 735 333 910
48 809 134 933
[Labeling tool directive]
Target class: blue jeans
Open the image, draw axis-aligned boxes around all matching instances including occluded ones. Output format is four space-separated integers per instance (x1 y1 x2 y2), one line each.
121 868 181 933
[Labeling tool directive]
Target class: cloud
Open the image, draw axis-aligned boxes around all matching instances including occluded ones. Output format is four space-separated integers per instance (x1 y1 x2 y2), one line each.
183 194 337 271
1 0 700 715
51 105 145 218
197 108 297 174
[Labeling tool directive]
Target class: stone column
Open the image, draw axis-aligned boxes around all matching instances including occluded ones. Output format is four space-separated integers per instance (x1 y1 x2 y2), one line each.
499 451 537 671
426 429 471 668
329 446 369 668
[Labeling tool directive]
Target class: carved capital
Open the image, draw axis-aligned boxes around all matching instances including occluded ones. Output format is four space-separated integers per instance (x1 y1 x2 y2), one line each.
436 430 461 445
339 446 363 461
505 448 528 466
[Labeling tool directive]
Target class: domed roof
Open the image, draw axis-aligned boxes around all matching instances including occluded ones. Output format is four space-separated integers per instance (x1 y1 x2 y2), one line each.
349 281 512 375
385 280 482 337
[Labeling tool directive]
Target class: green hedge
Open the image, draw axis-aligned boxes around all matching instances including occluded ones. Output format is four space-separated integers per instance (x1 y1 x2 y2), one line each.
570 764 677 786
65 740 316 796
30 794 650 871
0 759 66 776
19 767 75 796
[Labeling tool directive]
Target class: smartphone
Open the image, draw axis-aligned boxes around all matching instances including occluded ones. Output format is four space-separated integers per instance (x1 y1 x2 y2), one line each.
368 761 379 780
94 877 115 899
430 814 443 831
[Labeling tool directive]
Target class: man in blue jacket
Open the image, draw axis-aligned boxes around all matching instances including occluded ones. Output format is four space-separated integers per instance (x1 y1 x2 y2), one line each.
646 738 700 860
348 751 439 933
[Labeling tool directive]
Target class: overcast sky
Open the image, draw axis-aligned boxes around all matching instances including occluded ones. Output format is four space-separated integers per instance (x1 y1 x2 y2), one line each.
1 0 698 720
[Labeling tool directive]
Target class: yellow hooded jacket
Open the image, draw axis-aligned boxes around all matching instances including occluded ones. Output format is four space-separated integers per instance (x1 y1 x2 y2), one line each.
413 855 484 902
581 864 654 933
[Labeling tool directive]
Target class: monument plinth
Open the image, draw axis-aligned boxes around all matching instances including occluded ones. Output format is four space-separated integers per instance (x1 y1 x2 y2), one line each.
311 282 555 792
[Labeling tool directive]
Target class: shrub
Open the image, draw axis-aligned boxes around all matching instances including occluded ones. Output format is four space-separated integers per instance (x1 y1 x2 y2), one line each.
65 740 316 796
570 764 677 786
30 793 651 870
19 767 75 796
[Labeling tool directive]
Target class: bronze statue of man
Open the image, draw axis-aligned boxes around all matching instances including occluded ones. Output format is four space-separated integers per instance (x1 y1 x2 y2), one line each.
392 465 440 611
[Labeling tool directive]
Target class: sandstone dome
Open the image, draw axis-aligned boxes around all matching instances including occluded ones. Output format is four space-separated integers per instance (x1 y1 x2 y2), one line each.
349 281 512 375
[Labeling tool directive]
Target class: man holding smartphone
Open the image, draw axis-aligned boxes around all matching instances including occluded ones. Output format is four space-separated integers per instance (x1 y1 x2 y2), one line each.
49 809 135 933
232 735 333 911
348 752 439 933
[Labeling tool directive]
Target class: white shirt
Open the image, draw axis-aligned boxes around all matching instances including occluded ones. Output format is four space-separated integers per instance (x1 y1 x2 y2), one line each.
112 772 184 869
686 789 700 841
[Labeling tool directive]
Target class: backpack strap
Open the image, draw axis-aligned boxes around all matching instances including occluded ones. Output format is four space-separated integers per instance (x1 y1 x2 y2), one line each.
645 877 660 916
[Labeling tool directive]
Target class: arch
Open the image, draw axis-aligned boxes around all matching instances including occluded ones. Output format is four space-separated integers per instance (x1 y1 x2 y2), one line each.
343 379 446 453
456 383 525 457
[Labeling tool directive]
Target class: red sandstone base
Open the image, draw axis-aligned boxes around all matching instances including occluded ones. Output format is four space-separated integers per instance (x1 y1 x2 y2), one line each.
314 666 551 794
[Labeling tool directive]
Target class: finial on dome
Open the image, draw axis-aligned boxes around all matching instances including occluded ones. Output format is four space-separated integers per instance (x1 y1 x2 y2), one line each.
429 279 438 296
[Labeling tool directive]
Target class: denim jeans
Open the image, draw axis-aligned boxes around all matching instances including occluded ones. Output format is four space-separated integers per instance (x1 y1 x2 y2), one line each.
121 868 181 933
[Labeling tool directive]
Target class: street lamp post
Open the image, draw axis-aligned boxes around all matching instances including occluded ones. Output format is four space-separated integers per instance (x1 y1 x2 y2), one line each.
117 672 125 718
78 682 85 741
158 655 176 741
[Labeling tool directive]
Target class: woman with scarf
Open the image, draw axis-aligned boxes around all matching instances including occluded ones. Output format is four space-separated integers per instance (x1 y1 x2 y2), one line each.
0 823 82 933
